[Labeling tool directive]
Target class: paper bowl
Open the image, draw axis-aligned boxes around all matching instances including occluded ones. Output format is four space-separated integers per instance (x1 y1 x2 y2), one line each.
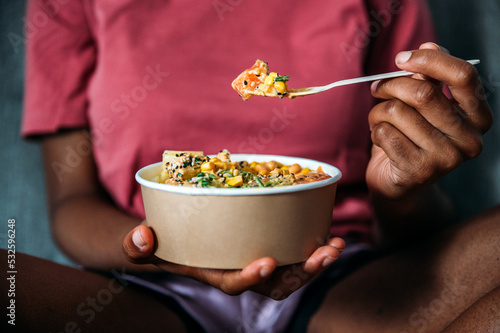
135 154 341 269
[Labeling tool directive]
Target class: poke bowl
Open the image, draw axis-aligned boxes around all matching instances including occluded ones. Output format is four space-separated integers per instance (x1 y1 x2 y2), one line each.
135 152 342 269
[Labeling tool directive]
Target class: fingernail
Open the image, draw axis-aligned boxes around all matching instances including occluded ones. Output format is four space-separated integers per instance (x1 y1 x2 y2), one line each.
322 256 336 267
260 265 273 278
396 51 412 64
427 42 441 50
371 80 380 91
132 228 147 251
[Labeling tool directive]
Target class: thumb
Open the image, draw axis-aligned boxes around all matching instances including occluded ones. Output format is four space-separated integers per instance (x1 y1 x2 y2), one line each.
418 42 450 55
122 224 156 264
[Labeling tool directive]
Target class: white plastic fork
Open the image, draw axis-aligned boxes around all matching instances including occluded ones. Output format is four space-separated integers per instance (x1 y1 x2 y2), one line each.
287 59 480 98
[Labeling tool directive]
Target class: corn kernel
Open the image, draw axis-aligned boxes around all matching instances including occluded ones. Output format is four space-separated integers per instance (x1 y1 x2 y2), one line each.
201 161 214 172
301 168 310 174
264 72 278 85
264 75 274 86
225 175 243 187
274 81 287 93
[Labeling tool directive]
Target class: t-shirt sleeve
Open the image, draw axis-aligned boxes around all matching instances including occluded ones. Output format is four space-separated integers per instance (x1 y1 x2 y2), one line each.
363 0 436 74
21 0 96 137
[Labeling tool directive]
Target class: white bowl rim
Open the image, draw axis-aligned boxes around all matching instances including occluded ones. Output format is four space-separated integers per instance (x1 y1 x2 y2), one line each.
135 154 342 196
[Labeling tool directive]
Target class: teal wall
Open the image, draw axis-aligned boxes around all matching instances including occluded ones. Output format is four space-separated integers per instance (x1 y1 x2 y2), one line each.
1 1 499 265
428 1 500 217
1 1 73 265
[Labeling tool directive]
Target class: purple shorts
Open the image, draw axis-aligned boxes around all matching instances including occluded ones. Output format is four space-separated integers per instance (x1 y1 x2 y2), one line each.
116 242 378 333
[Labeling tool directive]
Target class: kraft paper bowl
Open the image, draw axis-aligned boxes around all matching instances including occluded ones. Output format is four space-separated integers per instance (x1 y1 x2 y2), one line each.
135 154 342 269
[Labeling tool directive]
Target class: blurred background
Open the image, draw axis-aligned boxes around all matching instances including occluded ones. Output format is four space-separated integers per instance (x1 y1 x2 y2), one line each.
1 1 499 267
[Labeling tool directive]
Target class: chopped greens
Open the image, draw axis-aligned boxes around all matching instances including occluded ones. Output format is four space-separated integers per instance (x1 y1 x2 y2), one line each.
274 75 289 82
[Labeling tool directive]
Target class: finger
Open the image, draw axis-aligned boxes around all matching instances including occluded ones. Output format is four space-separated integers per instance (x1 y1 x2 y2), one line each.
369 88 450 151
158 256 278 296
370 120 422 171
371 78 483 160
122 225 156 264
326 237 346 252
419 42 449 55
250 244 344 300
371 77 454 133
410 43 448 84
369 100 464 177
394 49 492 133
217 257 278 295
302 242 343 274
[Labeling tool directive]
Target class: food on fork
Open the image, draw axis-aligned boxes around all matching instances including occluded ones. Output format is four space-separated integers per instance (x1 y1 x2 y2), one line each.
231 60 290 100
154 149 331 188
232 59 482 99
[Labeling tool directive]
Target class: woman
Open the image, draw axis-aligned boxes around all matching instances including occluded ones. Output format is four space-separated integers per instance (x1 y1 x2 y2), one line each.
17 0 497 332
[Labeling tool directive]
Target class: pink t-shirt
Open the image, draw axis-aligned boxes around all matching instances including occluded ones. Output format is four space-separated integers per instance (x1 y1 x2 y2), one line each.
23 0 435 243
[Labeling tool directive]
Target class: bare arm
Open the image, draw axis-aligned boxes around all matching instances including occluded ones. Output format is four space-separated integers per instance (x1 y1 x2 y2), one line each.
42 129 157 271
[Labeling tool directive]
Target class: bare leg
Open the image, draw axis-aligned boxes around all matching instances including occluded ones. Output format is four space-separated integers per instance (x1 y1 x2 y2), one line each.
1 251 195 332
442 285 500 332
308 204 500 333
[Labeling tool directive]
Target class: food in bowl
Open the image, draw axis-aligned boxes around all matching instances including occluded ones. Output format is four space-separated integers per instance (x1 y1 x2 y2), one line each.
136 152 341 269
231 59 290 100
155 149 331 188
